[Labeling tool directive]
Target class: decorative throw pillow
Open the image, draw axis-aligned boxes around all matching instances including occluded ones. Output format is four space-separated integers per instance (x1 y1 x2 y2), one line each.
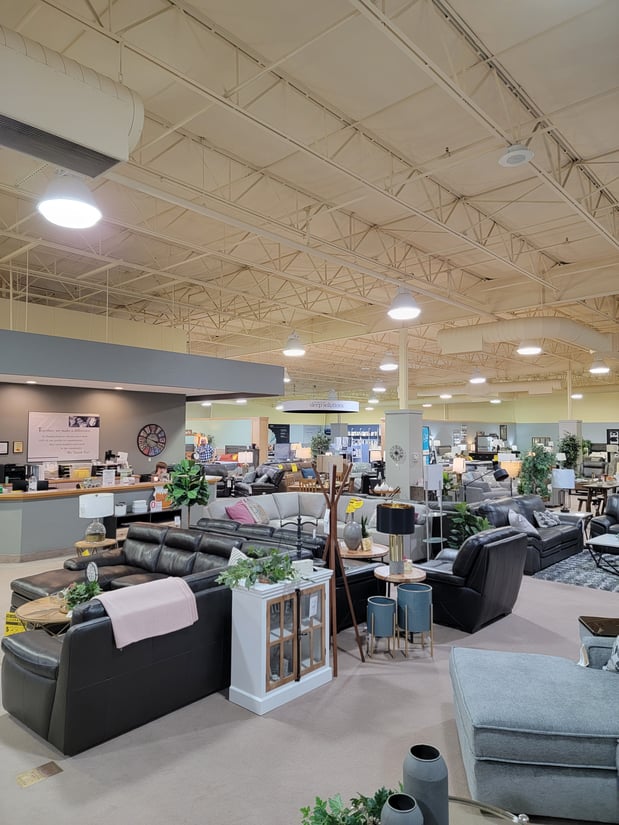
243 470 257 483
225 500 255 524
508 509 541 537
301 467 316 479
256 473 270 484
227 546 248 566
243 499 270 525
533 509 561 528
603 636 619 672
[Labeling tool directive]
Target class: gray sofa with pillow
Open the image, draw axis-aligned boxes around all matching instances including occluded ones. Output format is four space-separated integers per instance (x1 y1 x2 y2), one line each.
233 463 286 496
469 494 583 574
449 634 619 823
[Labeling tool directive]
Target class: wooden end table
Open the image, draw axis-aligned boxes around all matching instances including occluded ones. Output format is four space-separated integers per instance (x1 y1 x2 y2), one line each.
373 563 426 598
14 596 70 634
74 537 117 556
338 541 389 560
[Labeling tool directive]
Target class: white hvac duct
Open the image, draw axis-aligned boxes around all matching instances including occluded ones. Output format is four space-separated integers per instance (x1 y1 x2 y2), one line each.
437 318 612 356
416 379 562 397
0 26 143 177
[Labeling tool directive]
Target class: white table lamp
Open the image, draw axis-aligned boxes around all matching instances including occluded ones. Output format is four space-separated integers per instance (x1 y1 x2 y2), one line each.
551 468 576 512
79 493 114 541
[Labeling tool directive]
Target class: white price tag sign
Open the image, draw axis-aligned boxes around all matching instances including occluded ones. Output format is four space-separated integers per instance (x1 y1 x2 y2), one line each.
309 594 319 618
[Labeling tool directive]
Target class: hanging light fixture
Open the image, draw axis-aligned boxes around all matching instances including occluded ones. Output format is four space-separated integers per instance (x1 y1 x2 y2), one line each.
439 393 452 400
283 369 291 383
372 382 387 393
387 286 421 320
489 398 502 404
469 370 486 384
37 171 102 229
498 144 534 167
282 331 305 357
570 393 583 400
379 352 398 372
516 341 542 356
589 358 610 375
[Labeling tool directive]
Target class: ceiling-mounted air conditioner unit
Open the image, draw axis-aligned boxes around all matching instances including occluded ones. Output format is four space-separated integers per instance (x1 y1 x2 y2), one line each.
0 25 144 177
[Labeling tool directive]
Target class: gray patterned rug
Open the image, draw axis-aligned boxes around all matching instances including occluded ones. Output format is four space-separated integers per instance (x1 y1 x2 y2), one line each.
533 550 619 592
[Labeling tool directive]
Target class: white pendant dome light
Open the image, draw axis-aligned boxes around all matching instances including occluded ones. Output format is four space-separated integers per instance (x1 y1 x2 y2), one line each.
282 331 305 357
37 172 102 229
469 370 486 384
589 358 610 375
387 287 421 320
516 341 542 356
379 352 398 372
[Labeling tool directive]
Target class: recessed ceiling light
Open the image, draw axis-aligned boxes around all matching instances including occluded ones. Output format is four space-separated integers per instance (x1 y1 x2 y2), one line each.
387 286 421 320
498 144 534 168
516 341 542 356
422 403 432 408
372 384 387 393
26 380 37 384
379 352 398 372
236 398 247 404
201 401 211 407
469 370 486 384
570 393 583 400
439 393 452 400
490 398 502 404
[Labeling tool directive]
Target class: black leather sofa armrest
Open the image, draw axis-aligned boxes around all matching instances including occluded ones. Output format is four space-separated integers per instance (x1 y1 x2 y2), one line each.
421 569 467 587
64 548 127 570
183 570 226 592
1 630 62 679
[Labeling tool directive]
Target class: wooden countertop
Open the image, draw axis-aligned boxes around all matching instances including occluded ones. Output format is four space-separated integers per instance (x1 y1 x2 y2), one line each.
0 481 163 502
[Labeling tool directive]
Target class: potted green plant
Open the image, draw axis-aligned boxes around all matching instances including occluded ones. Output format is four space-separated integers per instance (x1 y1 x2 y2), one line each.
517 444 556 498
360 514 372 552
447 502 491 549
557 433 580 469
300 787 396 824
164 458 211 527
216 549 298 589
310 430 331 457
63 580 102 612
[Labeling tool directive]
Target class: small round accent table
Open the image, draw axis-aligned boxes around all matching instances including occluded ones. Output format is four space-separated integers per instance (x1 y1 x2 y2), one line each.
74 538 117 557
14 596 70 635
339 541 390 560
374 563 426 598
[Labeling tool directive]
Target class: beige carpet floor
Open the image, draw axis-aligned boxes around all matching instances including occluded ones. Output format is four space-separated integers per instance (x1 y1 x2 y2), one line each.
0 555 617 825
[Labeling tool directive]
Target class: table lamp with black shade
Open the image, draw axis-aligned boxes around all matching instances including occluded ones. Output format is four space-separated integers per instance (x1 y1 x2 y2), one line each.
376 502 415 575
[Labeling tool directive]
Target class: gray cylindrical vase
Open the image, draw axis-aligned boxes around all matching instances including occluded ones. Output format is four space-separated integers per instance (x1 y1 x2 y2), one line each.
343 519 362 550
403 744 449 825
381 793 424 825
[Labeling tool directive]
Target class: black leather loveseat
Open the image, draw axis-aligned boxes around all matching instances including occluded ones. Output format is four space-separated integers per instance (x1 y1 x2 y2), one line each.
590 493 619 537
469 494 583 574
2 570 231 755
416 526 527 632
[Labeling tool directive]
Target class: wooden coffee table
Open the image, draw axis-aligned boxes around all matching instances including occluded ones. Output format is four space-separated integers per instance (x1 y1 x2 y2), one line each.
14 595 71 634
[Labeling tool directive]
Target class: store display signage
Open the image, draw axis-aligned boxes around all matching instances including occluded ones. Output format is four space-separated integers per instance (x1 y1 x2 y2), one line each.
281 400 359 413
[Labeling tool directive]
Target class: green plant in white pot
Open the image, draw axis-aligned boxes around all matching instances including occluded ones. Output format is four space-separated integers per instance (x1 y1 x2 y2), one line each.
216 549 298 589
164 458 211 527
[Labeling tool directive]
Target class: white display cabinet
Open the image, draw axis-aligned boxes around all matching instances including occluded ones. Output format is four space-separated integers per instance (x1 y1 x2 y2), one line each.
229 567 333 715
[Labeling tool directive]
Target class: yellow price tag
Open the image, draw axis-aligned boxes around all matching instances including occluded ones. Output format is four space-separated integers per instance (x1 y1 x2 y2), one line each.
5 612 25 636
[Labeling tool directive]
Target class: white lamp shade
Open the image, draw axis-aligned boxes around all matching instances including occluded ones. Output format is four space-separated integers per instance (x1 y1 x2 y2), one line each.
452 456 466 474
79 493 115 519
237 451 254 464
387 287 421 320
38 174 102 229
551 469 576 489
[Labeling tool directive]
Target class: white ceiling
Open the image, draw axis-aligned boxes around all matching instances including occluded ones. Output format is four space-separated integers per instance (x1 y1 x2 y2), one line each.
0 0 618 409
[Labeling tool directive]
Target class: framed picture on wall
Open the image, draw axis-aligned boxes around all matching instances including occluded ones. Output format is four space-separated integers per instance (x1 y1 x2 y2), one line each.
13 441 23 454
0 441 8 455
499 425 508 441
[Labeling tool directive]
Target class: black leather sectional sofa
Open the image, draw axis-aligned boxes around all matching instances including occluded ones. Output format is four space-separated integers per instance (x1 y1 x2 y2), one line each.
469 494 583 574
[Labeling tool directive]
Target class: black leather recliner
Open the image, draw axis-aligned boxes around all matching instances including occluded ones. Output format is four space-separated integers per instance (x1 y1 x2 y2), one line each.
415 526 528 633
590 493 619 537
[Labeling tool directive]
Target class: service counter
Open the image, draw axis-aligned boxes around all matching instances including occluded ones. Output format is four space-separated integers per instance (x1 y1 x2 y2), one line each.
0 479 218 562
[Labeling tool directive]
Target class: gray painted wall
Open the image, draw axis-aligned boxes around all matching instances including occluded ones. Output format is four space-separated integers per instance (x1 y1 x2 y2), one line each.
0 384 185 475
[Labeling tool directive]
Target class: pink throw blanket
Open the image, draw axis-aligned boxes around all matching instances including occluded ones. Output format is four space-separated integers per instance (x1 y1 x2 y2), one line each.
95 577 198 649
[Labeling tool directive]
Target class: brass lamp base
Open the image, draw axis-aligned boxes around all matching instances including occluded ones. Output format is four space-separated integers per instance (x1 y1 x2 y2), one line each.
389 534 405 575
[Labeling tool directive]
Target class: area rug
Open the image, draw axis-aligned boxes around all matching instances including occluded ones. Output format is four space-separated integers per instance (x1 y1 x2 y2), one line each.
533 550 619 593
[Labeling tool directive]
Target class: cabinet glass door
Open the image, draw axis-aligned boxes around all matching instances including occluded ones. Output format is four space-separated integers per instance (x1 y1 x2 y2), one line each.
266 593 297 691
298 583 325 677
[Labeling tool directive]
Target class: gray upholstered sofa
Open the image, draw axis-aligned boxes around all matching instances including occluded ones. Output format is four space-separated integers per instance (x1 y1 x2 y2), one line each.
449 635 618 823
461 469 512 502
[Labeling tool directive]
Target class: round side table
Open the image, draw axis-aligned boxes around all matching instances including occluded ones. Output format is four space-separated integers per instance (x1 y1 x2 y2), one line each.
74 537 118 557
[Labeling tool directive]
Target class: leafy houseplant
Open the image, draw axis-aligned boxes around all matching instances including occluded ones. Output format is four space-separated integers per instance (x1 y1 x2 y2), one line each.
517 444 556 498
310 430 331 457
63 580 102 611
164 458 211 526
448 502 491 549
301 787 395 825
216 549 298 589
557 433 580 470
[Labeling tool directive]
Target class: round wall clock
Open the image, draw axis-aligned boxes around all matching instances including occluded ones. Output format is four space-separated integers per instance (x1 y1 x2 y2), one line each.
137 423 167 457
389 444 406 463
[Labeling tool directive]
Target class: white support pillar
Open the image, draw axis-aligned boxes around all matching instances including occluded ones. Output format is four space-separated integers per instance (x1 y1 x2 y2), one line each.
398 328 408 410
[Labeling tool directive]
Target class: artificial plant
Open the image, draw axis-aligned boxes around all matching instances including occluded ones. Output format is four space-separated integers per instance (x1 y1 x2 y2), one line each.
557 433 580 469
517 443 556 497
300 787 395 825
216 549 298 589
63 580 102 611
164 458 211 525
310 430 332 456
447 502 491 549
